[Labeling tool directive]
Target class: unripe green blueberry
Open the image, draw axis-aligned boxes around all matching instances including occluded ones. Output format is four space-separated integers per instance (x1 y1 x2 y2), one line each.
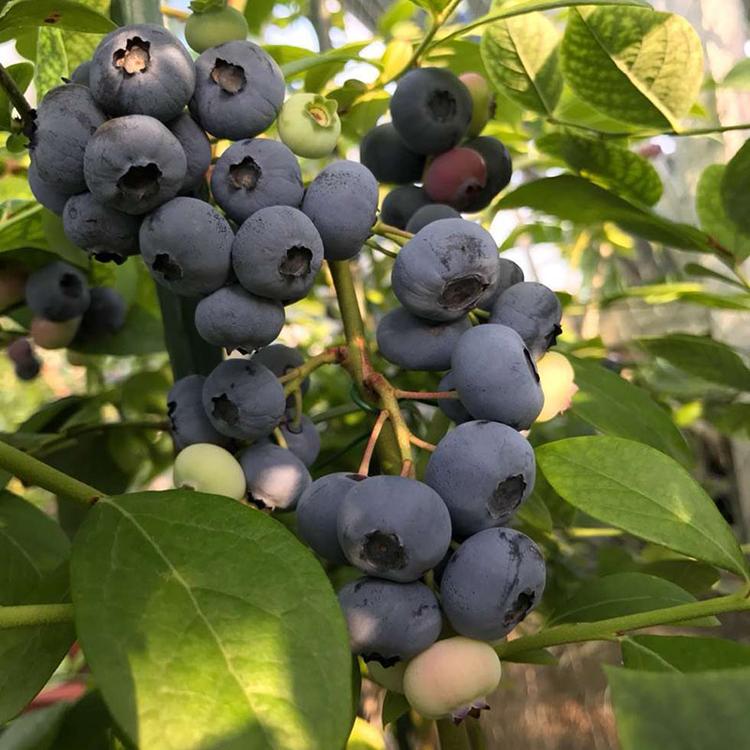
185 6 249 53
459 73 494 137
403 637 501 720
30 316 81 350
367 661 407 694
277 93 341 159
173 443 246 501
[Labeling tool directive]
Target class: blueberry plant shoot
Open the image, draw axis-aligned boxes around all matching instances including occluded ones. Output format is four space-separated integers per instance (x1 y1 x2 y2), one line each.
1 0 750 749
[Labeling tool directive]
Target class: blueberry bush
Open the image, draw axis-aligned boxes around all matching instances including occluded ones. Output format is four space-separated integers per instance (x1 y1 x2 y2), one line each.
0 0 750 748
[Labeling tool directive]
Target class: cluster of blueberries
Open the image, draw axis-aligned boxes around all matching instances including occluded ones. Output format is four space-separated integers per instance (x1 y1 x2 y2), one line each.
1 261 125 380
24 21 566 719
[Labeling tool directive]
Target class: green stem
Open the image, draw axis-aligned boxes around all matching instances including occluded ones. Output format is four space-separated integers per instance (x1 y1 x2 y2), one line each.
310 403 363 424
0 604 75 628
0 440 101 505
280 346 347 395
497 594 750 659
0 62 34 135
328 260 403 475
437 719 471 750
365 238 398 259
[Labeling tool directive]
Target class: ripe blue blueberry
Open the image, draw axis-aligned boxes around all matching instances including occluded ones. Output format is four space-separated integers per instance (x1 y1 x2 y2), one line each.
380 185 432 230
392 218 499 322
140 196 233 297
437 373 474 425
202 358 286 441
477 257 524 312
190 40 284 140
440 527 546 641
451 324 543 429
277 414 321 467
337 475 452 582
7 338 41 381
338 578 442 665
425 420 535 537
195 285 285 352
251 343 309 395
27 162 69 215
25 261 90 323
376 307 471 372
167 112 211 193
211 138 303 224
168 374 230 451
84 115 187 215
89 24 195 122
76 287 127 340
359 123 426 185
302 160 379 261
70 60 91 87
405 204 461 234
232 206 324 303
239 442 311 511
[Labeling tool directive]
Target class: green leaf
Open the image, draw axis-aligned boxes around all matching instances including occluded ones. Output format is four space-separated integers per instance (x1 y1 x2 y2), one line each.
501 648 558 666
0 493 75 723
561 7 703 130
536 436 749 578
71 491 353 750
621 635 750 672
699 166 750 261
60 0 110 72
304 42 374 93
497 175 713 253
606 665 750 750
553 85 641 135
381 691 410 727
548 572 718 627
567 355 691 466
49 690 120 750
721 140 750 236
638 560 719 597
0 0 115 39
0 63 33 132
35 27 69 100
0 703 68 750
481 12 562 115
515 489 553 533
708 402 750 439
720 58 750 90
639 335 750 391
537 133 663 206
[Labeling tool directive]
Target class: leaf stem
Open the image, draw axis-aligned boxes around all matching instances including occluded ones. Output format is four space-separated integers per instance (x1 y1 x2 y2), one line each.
0 62 34 136
0 604 75 629
0 439 101 506
548 116 750 141
497 593 750 659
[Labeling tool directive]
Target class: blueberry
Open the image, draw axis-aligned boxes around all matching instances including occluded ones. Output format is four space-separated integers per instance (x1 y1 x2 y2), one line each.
6 338 34 366
251 343 309 395
89 24 195 122
174 443 246 501
70 60 92 87
302 160 378 261
440 527 545 641
403 637 502 721
376 307 470 372
338 578 442 665
337 475 452 582
190 40 284 140
380 185 432 230
296 472 365 563
168 374 230 451
359 123 426 184
167 112 211 193
232 206 324 303
84 115 187 215
390 68 472 155
202 358 286 441
195 285 285 351
239 442 311 511
423 147 488 210
27 161 69 215
62 193 141 264
459 73 495 137
277 93 341 159
405 204 461 234
278 414 320 467
140 196 233 297
437 372 473 425
392 218 499 322
425 420 535 537
463 137 513 213
25 261 90 323
75 287 127 340
30 317 80 350
210 138 303 224
15 355 42 381
185 6 249 54
451 324 543 430
476 257 524 312
30 84 106 195
490 281 562 359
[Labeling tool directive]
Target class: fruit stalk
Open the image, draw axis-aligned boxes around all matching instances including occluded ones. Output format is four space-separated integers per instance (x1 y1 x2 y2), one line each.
437 719 472 750
498 593 750 659
0 62 34 135
0 439 101 505
0 603 75 629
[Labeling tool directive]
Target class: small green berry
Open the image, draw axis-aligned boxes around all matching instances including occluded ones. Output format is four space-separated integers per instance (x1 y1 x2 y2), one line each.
459 73 495 137
277 93 341 159
6 132 28 154
185 6 249 54
173 443 247 501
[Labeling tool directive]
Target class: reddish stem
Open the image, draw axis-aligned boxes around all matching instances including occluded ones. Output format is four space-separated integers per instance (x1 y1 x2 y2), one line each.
358 410 390 476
